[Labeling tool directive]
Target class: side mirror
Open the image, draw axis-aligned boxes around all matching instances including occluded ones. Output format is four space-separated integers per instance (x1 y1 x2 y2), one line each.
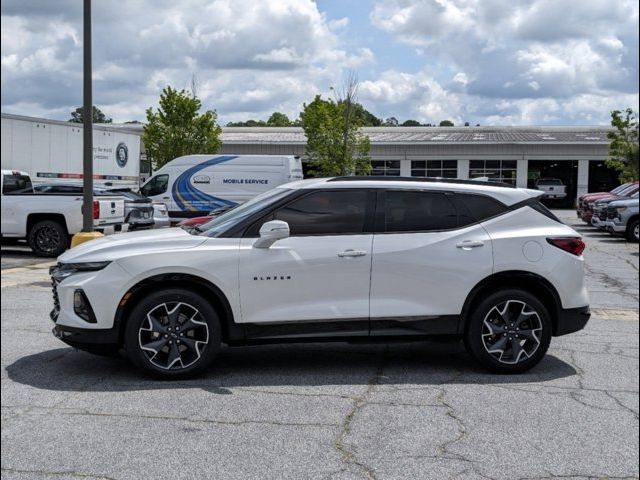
254 220 290 249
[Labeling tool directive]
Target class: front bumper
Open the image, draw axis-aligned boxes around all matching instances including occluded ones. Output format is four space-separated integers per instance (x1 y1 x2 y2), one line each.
52 323 119 347
49 262 130 330
603 219 626 233
554 306 591 336
590 216 606 228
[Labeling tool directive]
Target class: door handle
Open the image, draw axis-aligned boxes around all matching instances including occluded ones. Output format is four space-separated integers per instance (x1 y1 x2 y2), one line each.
162 196 170 200
456 240 485 249
338 249 367 258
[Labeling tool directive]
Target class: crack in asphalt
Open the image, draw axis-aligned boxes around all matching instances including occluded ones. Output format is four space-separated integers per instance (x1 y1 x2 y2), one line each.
0 467 116 480
332 348 389 480
2 405 339 429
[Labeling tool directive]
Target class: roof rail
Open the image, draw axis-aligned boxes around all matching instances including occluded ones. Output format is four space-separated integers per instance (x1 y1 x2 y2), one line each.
327 176 517 188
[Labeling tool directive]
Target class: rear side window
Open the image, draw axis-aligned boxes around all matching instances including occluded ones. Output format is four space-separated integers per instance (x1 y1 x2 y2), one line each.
2 174 32 194
455 194 508 225
274 190 369 235
527 199 562 223
383 191 458 232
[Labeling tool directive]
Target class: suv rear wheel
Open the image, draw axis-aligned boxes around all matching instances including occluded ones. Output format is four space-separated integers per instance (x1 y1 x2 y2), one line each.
124 288 221 379
28 220 69 257
626 218 639 243
465 289 552 373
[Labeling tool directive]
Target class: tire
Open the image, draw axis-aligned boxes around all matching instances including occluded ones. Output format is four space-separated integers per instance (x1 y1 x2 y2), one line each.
464 289 552 374
124 288 221 379
27 220 69 257
626 218 639 243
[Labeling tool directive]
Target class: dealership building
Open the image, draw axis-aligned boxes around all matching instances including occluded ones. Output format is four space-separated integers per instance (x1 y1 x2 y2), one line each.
218 126 616 206
2 113 617 206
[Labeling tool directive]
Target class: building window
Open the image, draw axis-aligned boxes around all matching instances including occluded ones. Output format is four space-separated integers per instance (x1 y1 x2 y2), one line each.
411 160 457 178
371 160 401 176
469 160 517 185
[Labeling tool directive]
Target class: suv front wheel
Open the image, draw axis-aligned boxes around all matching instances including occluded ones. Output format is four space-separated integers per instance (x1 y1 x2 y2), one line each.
124 288 221 379
465 289 552 373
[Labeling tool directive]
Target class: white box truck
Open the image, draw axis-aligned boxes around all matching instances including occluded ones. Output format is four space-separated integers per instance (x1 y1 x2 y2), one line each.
1 113 141 189
139 154 303 219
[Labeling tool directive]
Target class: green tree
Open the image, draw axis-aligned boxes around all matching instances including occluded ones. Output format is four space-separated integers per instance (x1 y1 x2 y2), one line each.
266 112 292 126
401 119 421 126
383 117 399 126
143 86 222 169
348 103 382 126
606 108 639 182
69 106 112 123
439 120 454 127
300 93 371 177
226 119 266 126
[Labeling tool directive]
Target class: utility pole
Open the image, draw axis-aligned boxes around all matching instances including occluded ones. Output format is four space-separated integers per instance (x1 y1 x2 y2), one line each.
82 0 93 232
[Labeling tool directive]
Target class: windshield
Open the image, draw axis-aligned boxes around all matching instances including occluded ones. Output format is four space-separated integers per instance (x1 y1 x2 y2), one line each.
195 188 292 237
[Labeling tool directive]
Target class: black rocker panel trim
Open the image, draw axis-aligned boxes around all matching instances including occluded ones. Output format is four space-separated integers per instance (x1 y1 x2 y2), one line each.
236 315 461 345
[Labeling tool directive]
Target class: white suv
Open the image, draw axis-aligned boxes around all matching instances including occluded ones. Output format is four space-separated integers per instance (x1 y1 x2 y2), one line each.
50 177 590 378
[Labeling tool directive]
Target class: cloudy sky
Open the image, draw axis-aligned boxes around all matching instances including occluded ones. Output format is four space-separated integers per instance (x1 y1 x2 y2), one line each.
1 0 638 125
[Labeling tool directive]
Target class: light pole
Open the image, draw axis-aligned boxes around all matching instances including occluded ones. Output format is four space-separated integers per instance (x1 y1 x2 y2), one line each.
82 0 93 232
72 0 103 246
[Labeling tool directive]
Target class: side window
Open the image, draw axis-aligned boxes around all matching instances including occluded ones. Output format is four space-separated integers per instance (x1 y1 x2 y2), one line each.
141 174 169 197
384 191 458 232
2 174 33 194
455 194 508 226
273 190 369 236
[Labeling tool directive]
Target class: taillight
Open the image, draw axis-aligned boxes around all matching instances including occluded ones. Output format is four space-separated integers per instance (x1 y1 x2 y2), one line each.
92 200 100 219
547 237 586 256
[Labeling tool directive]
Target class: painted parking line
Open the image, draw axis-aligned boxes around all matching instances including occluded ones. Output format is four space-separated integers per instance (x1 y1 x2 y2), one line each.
591 308 639 321
1 261 56 274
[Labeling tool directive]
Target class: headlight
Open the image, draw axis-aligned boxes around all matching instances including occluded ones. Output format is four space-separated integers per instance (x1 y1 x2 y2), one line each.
50 262 111 281
616 207 628 214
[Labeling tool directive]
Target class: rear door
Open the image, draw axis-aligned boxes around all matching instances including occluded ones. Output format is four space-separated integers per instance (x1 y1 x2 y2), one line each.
369 189 494 335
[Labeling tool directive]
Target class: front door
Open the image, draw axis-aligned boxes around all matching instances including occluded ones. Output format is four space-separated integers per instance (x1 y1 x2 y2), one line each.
239 189 374 327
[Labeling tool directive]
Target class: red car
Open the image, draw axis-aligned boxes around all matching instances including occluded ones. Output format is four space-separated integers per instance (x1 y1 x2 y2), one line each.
177 205 236 229
577 181 639 223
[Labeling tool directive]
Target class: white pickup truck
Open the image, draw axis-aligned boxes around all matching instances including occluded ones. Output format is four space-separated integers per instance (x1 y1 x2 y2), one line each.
534 178 567 200
1 170 127 257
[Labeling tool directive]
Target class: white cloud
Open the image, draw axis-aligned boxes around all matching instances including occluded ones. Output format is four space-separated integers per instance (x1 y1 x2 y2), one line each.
1 0 372 123
370 0 639 124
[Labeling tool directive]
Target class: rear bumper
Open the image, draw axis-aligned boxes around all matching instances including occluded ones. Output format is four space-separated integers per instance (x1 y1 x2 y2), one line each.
554 306 591 336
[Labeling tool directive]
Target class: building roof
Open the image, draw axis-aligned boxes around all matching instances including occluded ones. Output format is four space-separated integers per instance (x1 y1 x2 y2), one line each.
221 126 612 145
2 112 612 144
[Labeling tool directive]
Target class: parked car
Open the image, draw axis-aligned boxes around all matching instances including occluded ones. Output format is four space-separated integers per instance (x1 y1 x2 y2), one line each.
603 194 639 242
50 176 590 378
577 181 639 223
534 178 567 200
139 154 303 220
591 187 640 229
178 205 236 229
102 188 155 231
1 171 126 257
35 184 155 231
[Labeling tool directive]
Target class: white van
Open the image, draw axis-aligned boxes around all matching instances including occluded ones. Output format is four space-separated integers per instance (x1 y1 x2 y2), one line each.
139 155 303 218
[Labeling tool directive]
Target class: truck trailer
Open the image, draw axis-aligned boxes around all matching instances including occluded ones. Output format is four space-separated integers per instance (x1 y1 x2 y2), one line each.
1 113 142 189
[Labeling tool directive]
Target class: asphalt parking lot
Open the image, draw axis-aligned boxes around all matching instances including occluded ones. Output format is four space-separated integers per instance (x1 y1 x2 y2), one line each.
1 211 638 480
